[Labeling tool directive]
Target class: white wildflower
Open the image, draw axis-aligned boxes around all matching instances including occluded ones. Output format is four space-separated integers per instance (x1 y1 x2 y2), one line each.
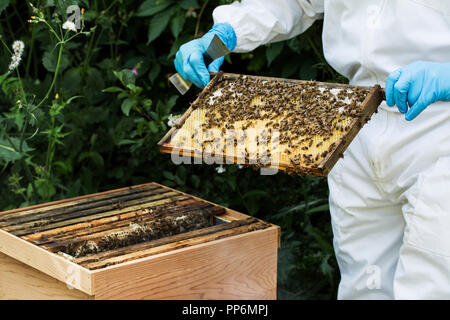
8 56 21 71
12 40 24 55
238 164 244 169
167 114 182 127
216 165 226 174
62 20 77 32
8 40 25 71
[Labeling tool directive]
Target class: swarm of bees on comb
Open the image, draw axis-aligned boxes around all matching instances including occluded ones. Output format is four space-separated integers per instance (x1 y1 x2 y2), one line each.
63 209 213 258
170 74 372 175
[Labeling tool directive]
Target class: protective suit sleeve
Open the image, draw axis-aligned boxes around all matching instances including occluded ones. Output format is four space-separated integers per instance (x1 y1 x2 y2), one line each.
212 0 324 52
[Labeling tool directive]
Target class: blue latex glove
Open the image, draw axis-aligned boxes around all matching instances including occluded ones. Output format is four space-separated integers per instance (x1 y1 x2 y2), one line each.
174 23 237 88
386 61 450 121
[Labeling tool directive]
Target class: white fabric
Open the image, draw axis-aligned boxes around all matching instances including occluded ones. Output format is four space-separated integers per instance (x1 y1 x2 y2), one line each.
213 0 323 53
329 101 450 299
213 0 450 85
213 0 450 299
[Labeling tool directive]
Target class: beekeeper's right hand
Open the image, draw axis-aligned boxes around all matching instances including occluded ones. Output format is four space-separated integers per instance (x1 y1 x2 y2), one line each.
174 23 236 88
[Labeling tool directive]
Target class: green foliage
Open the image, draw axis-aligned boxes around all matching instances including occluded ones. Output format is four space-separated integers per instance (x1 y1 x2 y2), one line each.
0 0 342 299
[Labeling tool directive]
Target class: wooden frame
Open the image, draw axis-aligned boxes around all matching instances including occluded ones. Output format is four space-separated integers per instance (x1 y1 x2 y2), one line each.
0 182 280 300
158 72 385 176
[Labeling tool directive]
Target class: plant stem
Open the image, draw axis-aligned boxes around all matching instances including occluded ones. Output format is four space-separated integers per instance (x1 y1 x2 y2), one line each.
102 0 120 15
83 27 96 69
36 41 64 109
45 117 55 179
194 0 210 38
26 24 36 77
42 20 61 42
0 35 12 54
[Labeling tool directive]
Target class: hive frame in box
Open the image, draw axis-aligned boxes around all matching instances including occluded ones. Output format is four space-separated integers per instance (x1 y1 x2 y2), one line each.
0 182 280 300
158 72 385 176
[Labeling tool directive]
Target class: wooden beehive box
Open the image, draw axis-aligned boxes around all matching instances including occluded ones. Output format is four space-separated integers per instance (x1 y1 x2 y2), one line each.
159 72 384 176
0 182 280 300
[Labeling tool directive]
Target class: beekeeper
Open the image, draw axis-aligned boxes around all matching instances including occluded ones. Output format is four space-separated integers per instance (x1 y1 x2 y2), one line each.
174 0 450 299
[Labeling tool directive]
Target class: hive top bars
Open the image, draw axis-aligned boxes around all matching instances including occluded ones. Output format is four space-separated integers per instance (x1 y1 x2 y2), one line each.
159 72 384 176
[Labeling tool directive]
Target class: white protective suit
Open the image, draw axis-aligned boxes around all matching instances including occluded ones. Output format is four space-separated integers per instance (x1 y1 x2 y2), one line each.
213 0 450 299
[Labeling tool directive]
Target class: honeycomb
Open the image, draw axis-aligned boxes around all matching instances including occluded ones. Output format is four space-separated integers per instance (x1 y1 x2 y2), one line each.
168 74 372 175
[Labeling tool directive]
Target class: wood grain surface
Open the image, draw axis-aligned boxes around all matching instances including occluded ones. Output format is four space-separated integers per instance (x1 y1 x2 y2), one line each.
0 253 91 299
91 227 279 300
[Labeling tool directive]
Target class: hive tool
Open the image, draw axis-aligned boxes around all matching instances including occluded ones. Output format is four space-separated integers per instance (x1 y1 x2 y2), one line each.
169 34 231 95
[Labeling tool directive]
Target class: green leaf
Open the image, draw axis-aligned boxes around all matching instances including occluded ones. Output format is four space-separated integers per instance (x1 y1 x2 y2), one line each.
43 0 55 7
305 203 329 215
0 140 21 161
78 151 104 167
281 60 300 78
299 59 318 80
180 0 199 9
42 50 69 73
126 84 143 95
0 138 34 162
163 171 175 180
272 199 324 219
242 190 269 199
113 69 136 86
0 72 9 84
305 224 334 254
149 111 159 121
191 175 200 188
148 64 161 84
136 0 173 17
173 174 184 185
161 95 178 115
121 98 137 116
176 165 187 181
148 121 159 133
147 9 174 44
61 67 82 94
35 179 57 199
102 86 124 93
0 0 10 15
85 67 105 104
320 254 334 279
227 176 237 191
117 139 136 146
170 12 186 39
118 92 128 100
266 41 284 67
168 34 191 58
142 99 152 107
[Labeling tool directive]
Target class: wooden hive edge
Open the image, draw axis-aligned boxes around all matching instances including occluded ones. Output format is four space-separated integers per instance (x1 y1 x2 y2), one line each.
0 181 281 297
0 182 159 217
319 85 384 175
220 72 374 90
0 228 93 295
89 226 279 299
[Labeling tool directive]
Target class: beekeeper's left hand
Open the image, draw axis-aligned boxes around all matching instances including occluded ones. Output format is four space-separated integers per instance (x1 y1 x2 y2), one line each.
386 61 450 121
